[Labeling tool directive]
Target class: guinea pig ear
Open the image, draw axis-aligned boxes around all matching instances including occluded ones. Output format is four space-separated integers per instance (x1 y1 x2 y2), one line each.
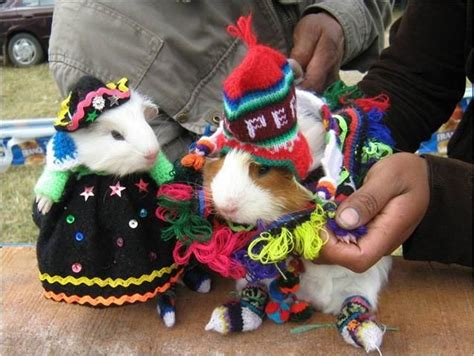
143 100 160 121
288 58 304 85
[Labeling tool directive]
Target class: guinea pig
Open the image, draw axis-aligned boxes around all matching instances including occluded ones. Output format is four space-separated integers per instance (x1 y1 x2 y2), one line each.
203 88 326 225
33 76 210 328
202 88 391 352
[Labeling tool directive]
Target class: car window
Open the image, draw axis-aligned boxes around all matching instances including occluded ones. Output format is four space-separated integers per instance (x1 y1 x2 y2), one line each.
17 0 40 7
39 0 54 5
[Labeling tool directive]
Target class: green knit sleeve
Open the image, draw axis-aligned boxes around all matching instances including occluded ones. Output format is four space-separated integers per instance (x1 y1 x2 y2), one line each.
34 168 71 202
149 151 174 185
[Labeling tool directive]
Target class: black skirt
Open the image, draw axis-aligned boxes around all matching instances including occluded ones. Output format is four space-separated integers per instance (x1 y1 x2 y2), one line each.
34 172 181 306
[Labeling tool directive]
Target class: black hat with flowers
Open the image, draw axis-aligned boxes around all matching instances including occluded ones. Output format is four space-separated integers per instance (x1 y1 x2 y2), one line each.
54 76 131 132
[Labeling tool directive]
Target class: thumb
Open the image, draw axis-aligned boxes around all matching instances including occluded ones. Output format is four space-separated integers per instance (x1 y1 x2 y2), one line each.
335 171 398 229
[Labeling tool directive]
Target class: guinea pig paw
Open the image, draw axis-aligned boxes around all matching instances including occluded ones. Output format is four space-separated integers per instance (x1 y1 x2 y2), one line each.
196 278 211 294
156 304 176 328
336 234 357 244
36 195 53 215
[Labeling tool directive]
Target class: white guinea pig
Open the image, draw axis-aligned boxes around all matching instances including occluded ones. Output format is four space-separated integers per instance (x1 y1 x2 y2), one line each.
36 87 160 214
33 77 211 328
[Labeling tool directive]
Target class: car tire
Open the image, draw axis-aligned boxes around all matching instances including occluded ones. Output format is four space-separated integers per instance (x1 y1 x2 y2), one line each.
7 33 45 67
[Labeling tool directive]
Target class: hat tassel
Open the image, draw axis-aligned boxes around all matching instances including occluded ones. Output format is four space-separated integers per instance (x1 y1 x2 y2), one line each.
227 14 257 47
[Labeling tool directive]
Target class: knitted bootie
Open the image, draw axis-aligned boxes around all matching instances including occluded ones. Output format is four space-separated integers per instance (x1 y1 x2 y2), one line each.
266 271 312 323
336 296 385 353
157 289 177 327
181 263 212 293
205 284 268 334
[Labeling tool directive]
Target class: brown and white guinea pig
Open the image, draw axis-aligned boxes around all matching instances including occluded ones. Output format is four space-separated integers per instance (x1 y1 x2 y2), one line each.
202 89 391 346
203 89 326 225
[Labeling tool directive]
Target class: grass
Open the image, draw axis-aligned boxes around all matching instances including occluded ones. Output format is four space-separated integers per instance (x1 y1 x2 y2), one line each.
0 63 60 244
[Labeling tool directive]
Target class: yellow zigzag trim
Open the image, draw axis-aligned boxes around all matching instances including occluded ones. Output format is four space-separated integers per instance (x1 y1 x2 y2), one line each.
40 264 179 288
43 270 183 306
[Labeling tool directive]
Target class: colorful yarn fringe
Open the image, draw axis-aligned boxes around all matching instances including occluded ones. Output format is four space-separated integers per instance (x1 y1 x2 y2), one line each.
169 80 395 280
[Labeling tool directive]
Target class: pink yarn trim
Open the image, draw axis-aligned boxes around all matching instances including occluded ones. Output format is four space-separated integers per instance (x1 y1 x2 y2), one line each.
67 88 130 131
157 183 194 201
173 224 253 279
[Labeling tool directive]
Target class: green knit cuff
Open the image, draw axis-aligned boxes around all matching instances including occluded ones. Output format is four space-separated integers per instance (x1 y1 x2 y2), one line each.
34 168 71 202
149 151 174 185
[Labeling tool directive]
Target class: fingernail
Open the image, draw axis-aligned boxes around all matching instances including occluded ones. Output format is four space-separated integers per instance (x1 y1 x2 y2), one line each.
338 208 360 229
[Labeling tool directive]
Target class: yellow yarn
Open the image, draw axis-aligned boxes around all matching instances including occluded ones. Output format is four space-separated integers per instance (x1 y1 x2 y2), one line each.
54 93 72 127
248 206 328 264
248 229 295 264
39 264 178 288
106 77 129 92
293 208 327 260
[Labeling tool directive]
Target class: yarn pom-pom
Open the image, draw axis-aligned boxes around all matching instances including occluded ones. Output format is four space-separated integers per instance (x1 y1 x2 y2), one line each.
181 153 205 171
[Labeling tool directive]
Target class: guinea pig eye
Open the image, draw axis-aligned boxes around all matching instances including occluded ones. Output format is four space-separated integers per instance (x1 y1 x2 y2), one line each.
257 165 271 176
111 130 125 141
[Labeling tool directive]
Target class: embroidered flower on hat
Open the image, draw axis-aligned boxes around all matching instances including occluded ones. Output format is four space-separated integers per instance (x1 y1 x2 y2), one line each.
92 95 106 111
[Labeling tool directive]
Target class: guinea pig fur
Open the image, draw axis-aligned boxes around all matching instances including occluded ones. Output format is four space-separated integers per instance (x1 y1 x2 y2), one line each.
68 91 160 176
203 150 313 225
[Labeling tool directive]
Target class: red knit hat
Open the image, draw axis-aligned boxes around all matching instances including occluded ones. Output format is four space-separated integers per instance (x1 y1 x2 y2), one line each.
182 14 312 180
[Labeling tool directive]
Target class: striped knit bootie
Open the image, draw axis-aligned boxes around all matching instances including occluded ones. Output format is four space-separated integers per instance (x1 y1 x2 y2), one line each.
205 283 268 334
336 295 385 354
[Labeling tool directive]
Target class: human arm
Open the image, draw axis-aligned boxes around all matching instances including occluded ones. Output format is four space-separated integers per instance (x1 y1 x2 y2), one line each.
291 0 392 92
318 0 472 270
320 153 472 271
358 0 467 152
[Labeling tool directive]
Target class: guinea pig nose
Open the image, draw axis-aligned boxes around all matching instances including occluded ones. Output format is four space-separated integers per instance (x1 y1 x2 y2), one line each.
144 151 158 162
219 202 239 216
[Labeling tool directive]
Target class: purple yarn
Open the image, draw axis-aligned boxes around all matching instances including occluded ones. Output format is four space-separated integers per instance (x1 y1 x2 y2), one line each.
366 108 395 146
327 218 367 239
232 248 284 281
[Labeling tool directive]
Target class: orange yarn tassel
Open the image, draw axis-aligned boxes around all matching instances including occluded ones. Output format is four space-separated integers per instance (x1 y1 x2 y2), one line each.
181 153 205 171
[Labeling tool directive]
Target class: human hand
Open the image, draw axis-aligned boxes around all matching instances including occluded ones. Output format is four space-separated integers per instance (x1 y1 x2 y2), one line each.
290 12 344 93
317 153 430 272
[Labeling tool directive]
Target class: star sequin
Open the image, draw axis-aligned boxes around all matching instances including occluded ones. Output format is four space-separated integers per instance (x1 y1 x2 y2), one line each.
135 178 149 193
108 95 120 106
86 110 98 122
80 186 95 201
109 181 126 197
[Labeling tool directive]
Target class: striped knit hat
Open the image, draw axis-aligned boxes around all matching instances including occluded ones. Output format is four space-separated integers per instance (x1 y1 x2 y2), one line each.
218 14 312 180
181 14 312 181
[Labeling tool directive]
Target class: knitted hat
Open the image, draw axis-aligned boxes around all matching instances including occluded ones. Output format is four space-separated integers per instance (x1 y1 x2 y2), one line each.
181 15 312 180
54 76 131 132
220 15 312 180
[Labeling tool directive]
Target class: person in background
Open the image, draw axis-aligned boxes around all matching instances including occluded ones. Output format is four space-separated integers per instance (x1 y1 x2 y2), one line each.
48 0 392 163
320 0 472 271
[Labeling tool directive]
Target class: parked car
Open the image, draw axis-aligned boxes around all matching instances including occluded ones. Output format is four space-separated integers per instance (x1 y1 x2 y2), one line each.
0 0 54 67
